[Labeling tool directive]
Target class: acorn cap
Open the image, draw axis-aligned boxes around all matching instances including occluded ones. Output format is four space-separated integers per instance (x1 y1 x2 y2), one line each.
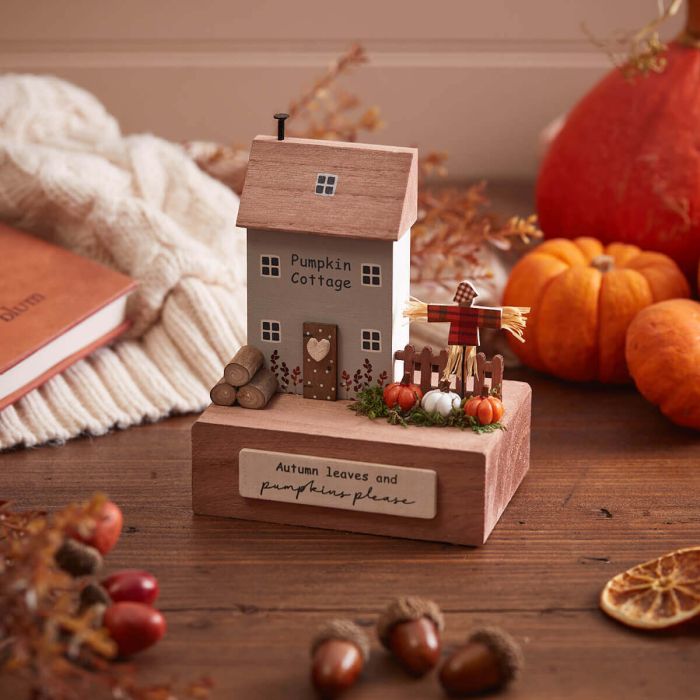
79 581 111 610
467 626 524 683
54 539 103 577
377 596 445 648
310 619 370 663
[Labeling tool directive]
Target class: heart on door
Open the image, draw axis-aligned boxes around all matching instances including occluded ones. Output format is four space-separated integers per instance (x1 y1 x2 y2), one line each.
307 337 330 362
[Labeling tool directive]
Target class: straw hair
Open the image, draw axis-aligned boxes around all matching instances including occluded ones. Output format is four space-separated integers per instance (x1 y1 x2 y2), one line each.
444 345 476 380
404 297 429 322
501 306 530 343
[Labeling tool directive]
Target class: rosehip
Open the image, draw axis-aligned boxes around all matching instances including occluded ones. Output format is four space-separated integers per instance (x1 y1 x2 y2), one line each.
103 602 166 657
71 500 123 555
102 569 159 605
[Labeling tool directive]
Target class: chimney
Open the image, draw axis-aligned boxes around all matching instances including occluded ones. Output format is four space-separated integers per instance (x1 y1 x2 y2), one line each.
274 113 289 141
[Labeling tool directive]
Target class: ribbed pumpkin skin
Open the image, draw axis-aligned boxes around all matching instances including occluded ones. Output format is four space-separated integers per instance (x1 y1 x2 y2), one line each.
536 42 700 279
626 299 700 430
502 237 689 383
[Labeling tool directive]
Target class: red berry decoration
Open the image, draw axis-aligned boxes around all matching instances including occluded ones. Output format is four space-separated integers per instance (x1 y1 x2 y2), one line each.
102 569 159 605
383 372 423 412
71 500 123 555
103 602 166 657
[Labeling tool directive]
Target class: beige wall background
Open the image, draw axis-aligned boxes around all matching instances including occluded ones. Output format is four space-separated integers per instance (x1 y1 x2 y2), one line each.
0 1 683 179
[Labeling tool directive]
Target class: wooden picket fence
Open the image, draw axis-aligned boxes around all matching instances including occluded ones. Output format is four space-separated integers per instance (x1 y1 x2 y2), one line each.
394 344 504 398
394 345 448 394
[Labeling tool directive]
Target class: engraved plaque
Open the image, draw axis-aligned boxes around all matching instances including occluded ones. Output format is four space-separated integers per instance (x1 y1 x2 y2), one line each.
239 448 437 519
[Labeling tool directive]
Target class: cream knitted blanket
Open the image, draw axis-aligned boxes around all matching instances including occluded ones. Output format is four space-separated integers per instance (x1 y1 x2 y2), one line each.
0 75 246 450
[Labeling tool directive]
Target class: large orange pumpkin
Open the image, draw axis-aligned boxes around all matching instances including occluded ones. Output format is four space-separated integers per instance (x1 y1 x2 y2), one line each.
503 237 689 383
626 299 700 430
536 1 700 279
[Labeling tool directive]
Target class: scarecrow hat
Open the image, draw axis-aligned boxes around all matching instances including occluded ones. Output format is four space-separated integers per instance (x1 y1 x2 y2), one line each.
453 280 478 305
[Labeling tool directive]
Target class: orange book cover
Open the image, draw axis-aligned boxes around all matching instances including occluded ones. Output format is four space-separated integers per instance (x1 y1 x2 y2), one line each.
0 224 137 411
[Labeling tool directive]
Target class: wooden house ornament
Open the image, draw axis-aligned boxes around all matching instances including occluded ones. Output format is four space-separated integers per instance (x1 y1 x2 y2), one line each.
236 115 417 400
192 118 533 547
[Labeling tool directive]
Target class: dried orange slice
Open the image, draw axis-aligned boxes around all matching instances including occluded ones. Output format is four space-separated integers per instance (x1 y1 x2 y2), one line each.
600 547 700 629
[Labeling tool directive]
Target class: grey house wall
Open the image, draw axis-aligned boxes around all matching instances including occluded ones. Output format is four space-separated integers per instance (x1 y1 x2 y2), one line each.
246 228 410 399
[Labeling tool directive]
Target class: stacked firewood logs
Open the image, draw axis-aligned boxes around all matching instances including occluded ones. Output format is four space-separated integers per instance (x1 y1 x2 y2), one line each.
209 345 278 409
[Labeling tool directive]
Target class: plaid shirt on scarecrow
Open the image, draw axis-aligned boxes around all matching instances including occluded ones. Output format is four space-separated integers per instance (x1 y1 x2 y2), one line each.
427 304 502 346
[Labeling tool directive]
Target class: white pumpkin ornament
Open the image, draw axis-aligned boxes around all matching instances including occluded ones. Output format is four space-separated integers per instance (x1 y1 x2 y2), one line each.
421 383 462 417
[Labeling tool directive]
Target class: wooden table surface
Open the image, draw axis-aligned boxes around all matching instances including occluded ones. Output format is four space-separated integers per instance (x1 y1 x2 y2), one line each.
1 368 699 700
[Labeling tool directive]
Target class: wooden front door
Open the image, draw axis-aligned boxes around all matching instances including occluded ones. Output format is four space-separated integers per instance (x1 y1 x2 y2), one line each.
303 322 338 401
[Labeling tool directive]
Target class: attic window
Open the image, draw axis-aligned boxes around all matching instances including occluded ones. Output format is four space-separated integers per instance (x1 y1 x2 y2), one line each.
361 329 381 353
315 173 338 196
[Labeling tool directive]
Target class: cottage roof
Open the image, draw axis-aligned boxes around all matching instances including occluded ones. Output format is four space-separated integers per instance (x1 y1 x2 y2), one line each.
236 136 417 241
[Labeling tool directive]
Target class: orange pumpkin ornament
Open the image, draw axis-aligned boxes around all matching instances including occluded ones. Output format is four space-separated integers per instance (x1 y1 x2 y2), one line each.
625 299 700 430
503 237 689 383
464 395 504 426
383 373 423 413
537 0 700 279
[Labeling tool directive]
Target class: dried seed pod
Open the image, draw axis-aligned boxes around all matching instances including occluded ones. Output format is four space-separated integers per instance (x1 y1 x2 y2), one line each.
439 626 523 696
54 539 103 577
310 619 369 698
377 596 444 676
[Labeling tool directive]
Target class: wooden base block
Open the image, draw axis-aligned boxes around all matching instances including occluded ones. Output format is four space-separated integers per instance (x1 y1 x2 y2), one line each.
191 380 531 546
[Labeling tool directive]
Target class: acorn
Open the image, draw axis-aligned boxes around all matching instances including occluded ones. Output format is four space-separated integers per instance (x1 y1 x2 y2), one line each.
310 619 370 699
377 596 444 676
438 626 524 696
54 539 103 577
79 581 111 611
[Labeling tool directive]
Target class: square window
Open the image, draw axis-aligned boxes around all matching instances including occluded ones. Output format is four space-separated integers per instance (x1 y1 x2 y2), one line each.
260 255 280 278
261 320 281 343
361 263 381 287
361 329 381 352
315 173 338 196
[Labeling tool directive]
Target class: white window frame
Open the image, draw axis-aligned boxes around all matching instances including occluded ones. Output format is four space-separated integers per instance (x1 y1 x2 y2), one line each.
315 173 338 196
261 319 281 343
361 328 382 353
260 254 281 279
361 263 382 287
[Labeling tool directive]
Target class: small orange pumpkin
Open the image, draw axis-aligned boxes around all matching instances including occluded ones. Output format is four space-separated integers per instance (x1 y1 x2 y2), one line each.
625 299 700 430
503 237 690 383
383 373 423 412
465 395 504 426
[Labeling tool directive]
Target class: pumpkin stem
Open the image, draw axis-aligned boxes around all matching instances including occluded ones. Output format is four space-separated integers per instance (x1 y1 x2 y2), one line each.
590 254 615 273
438 379 451 392
401 370 412 385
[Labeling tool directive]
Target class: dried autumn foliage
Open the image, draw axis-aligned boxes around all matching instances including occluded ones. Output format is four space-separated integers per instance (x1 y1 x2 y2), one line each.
185 42 540 282
413 154 542 288
0 496 212 700
583 0 683 80
286 43 384 141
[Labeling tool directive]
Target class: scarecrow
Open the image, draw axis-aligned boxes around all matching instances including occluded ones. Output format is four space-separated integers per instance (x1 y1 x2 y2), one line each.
404 281 529 390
